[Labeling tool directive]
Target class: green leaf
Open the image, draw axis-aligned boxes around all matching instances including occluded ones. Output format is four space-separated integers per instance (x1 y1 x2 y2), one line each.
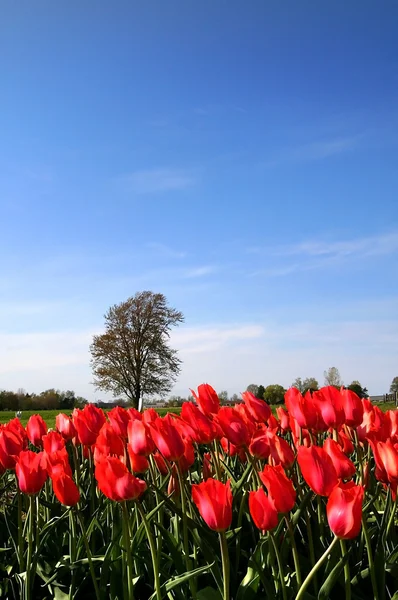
148 563 214 600
235 567 260 600
318 549 351 600
197 586 222 600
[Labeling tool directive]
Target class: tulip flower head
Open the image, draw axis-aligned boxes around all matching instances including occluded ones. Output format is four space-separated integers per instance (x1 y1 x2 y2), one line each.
95 456 147 502
26 414 48 448
327 481 364 539
192 478 233 532
249 488 278 533
16 450 48 495
259 464 296 514
297 444 338 496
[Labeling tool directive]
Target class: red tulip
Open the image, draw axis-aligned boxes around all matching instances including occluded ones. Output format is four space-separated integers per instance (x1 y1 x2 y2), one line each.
371 439 398 486
43 431 65 454
153 451 168 475
340 389 364 428
44 447 73 478
191 384 220 416
167 465 180 498
16 450 47 494
276 407 290 432
0 427 24 469
128 419 155 456
192 478 232 531
356 400 376 442
285 388 320 430
323 438 356 480
326 481 364 539
149 414 185 462
127 448 150 473
55 413 76 441
249 430 271 460
94 423 124 463
259 464 296 513
249 488 279 533
180 402 218 444
126 407 143 422
337 429 354 455
241 391 271 423
95 456 147 502
220 437 239 457
267 414 280 432
312 387 345 429
297 445 338 496
52 471 80 506
178 439 195 472
268 434 295 469
108 406 131 439
142 408 158 425
203 452 214 480
7 418 28 445
73 404 106 447
217 407 251 447
26 414 48 448
385 410 398 443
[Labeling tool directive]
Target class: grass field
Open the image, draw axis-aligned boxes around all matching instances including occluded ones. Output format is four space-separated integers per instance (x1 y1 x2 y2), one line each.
0 406 182 429
0 401 394 430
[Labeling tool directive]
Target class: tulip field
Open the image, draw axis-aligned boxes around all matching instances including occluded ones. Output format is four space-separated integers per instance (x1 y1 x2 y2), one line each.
0 386 397 599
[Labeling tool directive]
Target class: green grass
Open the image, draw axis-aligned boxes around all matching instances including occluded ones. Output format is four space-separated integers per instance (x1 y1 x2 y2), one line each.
0 401 394 430
0 406 183 429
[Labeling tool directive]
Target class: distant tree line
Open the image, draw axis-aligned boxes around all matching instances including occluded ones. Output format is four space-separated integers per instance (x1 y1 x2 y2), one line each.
0 388 90 411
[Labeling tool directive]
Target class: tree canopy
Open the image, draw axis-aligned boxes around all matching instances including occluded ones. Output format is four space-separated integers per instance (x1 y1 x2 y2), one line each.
90 291 184 410
324 367 343 388
390 376 398 394
263 384 286 405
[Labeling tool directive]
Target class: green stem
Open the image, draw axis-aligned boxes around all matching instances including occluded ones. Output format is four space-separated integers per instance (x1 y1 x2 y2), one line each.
210 444 222 480
245 452 262 488
122 502 135 600
362 517 380 600
17 486 24 571
219 532 230 600
385 491 398 542
305 509 318 594
269 531 287 600
136 502 161 600
284 515 302 587
25 495 36 600
235 492 247 573
340 539 351 600
69 509 77 600
176 462 196 600
296 535 340 600
71 443 82 490
75 509 100 600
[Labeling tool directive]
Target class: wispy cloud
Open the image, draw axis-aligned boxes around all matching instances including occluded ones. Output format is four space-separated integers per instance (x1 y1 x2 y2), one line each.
249 230 398 277
172 324 265 354
184 266 217 278
264 136 359 168
145 242 187 259
118 168 196 194
274 231 398 259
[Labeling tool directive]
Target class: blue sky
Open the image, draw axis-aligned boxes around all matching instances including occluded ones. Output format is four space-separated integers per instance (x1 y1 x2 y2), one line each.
1 0 398 399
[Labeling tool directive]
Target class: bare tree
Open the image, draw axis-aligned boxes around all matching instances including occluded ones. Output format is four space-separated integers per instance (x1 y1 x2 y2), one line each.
324 367 343 388
246 384 259 396
90 291 184 410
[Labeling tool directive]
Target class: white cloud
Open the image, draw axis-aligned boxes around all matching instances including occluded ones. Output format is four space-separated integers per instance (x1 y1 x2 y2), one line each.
184 266 217 278
119 168 196 194
264 136 359 168
145 242 187 259
0 317 395 400
249 230 398 277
